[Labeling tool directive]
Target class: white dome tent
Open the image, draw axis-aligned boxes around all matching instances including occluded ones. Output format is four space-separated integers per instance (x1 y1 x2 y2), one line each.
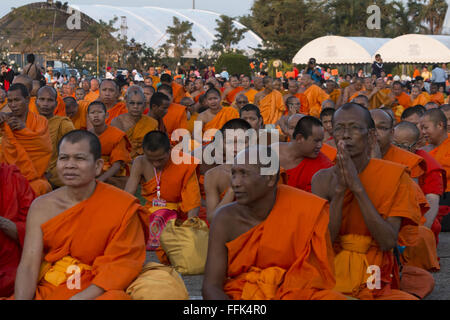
292 36 391 65
376 34 450 63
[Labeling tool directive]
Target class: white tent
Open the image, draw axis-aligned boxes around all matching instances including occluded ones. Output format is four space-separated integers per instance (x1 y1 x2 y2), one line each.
292 36 391 65
376 34 450 63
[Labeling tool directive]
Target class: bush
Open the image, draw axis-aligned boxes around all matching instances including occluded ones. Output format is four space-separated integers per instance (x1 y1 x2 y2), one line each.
215 53 251 77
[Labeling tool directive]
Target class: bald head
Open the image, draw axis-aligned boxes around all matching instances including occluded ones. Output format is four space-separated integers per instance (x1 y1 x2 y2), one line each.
287 113 306 140
322 99 335 110
12 75 33 93
370 109 394 127
425 102 439 111
352 95 369 109
394 121 420 148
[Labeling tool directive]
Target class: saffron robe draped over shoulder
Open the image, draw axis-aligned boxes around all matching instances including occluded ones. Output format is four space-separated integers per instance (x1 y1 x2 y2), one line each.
304 85 330 118
0 164 35 297
333 159 421 300
98 126 132 176
0 112 52 196
163 103 188 139
259 90 286 125
429 136 450 192
383 145 425 179
85 89 100 104
126 115 158 158
225 87 244 104
70 100 89 130
202 107 240 137
321 143 337 163
172 82 186 104
106 102 128 126
294 93 310 115
243 89 258 104
33 182 148 300
224 185 346 300
286 152 333 193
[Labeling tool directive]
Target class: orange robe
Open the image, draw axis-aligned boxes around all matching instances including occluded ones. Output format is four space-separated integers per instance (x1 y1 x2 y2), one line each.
141 156 201 215
163 103 188 139
304 84 329 118
28 97 39 114
394 92 412 109
224 185 346 300
98 126 132 176
294 93 310 115
0 112 52 196
192 91 205 103
429 136 450 192
30 182 148 300
46 116 75 187
202 107 239 139
172 82 186 104
105 101 128 126
259 90 286 125
329 89 341 105
411 93 430 106
370 89 392 109
243 89 258 104
383 145 425 179
126 115 158 158
225 87 244 104
321 143 337 163
348 90 365 103
85 89 100 103
334 159 421 300
430 92 444 105
70 100 89 130
54 94 66 116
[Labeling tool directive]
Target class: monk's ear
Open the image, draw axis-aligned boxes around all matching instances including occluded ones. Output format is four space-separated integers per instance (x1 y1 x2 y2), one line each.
95 158 104 176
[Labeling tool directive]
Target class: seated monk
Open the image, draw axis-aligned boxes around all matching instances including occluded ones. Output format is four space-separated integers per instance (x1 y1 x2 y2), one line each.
254 77 286 125
370 78 392 109
0 164 35 297
111 86 158 159
36 86 75 188
393 122 443 271
143 85 155 115
401 106 427 148
299 74 329 118
439 104 450 134
11 75 37 114
0 84 52 196
202 145 346 300
87 101 132 189
283 80 309 115
197 88 239 141
223 75 244 105
430 83 444 106
240 104 264 132
276 116 333 193
240 75 258 103
204 119 252 222
312 103 422 300
411 86 430 107
98 79 127 126
324 80 341 107
12 130 148 300
191 78 205 103
181 96 199 135
147 92 170 134
157 84 188 140
320 107 335 144
388 81 411 116
232 93 248 113
159 74 186 104
345 78 365 103
421 108 450 235
276 96 301 139
125 131 201 251
64 97 89 131
84 78 100 103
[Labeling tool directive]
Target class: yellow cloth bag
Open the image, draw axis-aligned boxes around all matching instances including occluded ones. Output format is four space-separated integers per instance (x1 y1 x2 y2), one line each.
38 256 92 286
160 217 209 275
126 262 189 300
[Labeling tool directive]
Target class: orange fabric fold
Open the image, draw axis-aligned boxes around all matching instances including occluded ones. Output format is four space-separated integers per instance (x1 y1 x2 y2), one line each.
163 103 188 138
224 185 346 300
383 145 425 179
106 102 128 125
126 115 158 158
411 93 430 107
70 100 89 130
98 126 132 176
203 107 239 134
243 89 258 104
429 136 450 192
402 226 440 271
370 89 392 109
259 90 286 125
172 82 186 104
321 143 337 163
0 112 52 196
304 85 329 118
294 93 310 115
395 92 412 109
225 87 244 104
85 89 99 103
28 97 38 114
54 94 66 116
430 92 444 105
329 89 341 105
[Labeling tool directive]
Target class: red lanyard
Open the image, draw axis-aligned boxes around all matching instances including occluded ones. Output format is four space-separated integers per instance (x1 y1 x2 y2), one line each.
153 167 162 199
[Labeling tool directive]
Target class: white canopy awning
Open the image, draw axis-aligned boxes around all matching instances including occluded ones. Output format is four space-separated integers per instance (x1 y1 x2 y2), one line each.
376 34 450 63
292 36 391 65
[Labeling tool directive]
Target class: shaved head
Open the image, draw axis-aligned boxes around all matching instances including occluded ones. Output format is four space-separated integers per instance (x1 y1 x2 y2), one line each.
352 95 369 109
425 102 439 111
423 108 447 128
394 121 420 143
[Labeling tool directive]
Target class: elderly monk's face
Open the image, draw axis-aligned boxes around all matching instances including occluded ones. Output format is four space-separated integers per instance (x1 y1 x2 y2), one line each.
82 81 90 92
7 89 29 118
235 95 248 110
100 81 118 105
90 79 99 91
88 104 106 127
57 139 103 187
206 92 221 112
296 125 324 158
144 148 170 171
231 163 275 205
332 108 371 158
420 115 445 145
36 89 57 118
75 89 85 101
393 128 418 153
241 111 262 131
411 87 420 98
241 77 251 89
288 81 298 94
65 101 79 118
127 93 145 118
371 110 394 151
364 79 374 91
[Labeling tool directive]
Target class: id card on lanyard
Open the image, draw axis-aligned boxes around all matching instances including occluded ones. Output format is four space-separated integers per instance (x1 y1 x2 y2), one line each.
152 167 167 207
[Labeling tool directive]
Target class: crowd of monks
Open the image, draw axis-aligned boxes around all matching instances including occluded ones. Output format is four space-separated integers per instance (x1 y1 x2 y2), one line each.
0 68 449 300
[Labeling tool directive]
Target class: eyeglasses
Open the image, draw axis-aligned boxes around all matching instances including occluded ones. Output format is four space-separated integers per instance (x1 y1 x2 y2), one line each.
333 125 367 136
392 141 416 151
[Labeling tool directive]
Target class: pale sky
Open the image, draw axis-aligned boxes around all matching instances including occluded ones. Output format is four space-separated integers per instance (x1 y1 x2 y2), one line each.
0 0 254 18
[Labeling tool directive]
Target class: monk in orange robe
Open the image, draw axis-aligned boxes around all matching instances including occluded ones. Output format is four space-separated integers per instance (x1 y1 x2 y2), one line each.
411 86 430 106
346 78 365 103
254 77 286 125
0 164 35 297
390 81 411 114
241 75 258 104
147 92 170 134
0 84 52 196
111 86 158 158
157 84 188 142
222 75 244 105
324 80 341 107
88 101 131 189
299 74 329 118
98 79 128 126
197 88 239 141
429 83 444 106
64 97 89 130
36 87 75 188
84 78 100 103
313 103 422 300
53 93 67 117
159 74 185 104
369 78 392 109
12 130 148 300
203 145 346 300
281 80 310 115
277 96 301 139
278 116 333 193
190 78 205 103
125 131 200 251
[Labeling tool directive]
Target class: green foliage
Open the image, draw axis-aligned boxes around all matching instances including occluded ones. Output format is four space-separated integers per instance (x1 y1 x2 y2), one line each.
211 15 247 54
267 59 293 78
160 17 196 60
215 53 251 76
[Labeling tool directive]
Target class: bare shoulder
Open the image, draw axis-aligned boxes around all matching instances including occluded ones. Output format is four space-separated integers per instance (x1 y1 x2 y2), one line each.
311 166 334 192
210 202 239 236
110 115 125 129
27 188 68 225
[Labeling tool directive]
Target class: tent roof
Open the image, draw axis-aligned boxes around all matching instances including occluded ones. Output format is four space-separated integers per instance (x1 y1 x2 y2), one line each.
377 34 450 63
292 36 391 65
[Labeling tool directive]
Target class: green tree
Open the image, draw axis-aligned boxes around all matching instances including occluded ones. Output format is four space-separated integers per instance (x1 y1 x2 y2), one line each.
215 53 251 76
211 15 247 53
418 0 449 34
161 16 196 60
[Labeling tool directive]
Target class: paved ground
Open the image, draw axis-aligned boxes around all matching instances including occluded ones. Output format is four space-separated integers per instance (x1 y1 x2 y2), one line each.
147 232 450 300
